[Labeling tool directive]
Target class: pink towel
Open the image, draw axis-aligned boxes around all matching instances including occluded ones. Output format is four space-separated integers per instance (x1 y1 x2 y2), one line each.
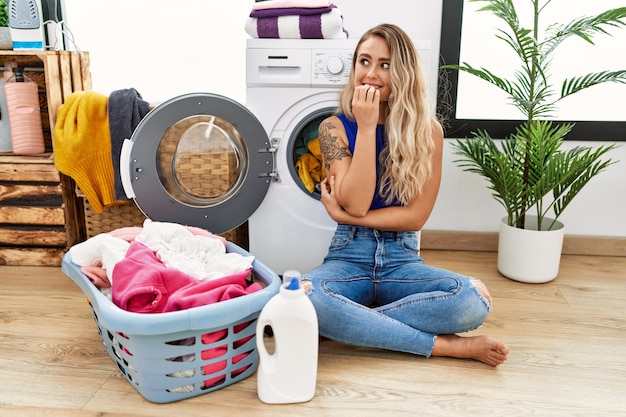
112 241 260 313
252 0 331 11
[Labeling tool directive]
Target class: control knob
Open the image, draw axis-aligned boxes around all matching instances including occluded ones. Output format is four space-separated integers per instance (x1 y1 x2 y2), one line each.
326 56 345 75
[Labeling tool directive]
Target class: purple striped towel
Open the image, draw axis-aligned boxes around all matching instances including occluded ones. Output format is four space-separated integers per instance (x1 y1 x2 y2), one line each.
250 5 335 18
245 7 348 39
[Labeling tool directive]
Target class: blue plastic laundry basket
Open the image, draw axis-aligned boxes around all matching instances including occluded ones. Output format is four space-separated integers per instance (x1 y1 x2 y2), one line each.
62 241 281 403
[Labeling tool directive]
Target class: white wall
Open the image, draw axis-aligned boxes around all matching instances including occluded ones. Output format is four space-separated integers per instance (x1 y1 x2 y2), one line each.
62 0 625 238
62 0 251 105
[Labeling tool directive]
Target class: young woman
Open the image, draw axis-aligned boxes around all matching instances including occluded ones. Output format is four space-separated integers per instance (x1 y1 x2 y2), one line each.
302 24 509 366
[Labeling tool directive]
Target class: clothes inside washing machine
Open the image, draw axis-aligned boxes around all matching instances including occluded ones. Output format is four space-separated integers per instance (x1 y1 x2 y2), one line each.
293 114 328 195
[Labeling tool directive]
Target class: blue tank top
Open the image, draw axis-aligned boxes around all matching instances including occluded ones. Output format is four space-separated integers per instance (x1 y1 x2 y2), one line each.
336 114 400 209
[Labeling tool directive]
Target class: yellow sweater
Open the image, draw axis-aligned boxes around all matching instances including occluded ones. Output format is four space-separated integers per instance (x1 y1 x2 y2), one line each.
54 91 121 213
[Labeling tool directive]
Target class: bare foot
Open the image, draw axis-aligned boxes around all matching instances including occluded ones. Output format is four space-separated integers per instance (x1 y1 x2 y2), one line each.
431 334 509 367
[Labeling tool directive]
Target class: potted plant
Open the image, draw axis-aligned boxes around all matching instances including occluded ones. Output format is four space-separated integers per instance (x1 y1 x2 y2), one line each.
0 0 11 50
442 0 626 283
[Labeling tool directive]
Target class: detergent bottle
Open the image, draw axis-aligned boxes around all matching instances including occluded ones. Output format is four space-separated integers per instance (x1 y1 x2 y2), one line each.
4 66 45 155
256 270 318 404
0 62 15 152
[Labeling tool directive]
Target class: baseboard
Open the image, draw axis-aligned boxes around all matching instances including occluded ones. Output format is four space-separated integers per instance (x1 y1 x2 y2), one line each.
420 230 626 257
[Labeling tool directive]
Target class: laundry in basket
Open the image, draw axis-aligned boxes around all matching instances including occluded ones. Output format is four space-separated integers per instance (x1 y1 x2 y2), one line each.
62 238 280 403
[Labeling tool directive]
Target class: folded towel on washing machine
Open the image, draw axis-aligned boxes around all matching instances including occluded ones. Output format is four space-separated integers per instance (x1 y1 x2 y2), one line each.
250 5 335 18
245 6 348 39
252 0 332 11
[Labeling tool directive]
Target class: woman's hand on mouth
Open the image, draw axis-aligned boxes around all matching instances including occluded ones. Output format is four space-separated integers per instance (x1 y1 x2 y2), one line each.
352 84 380 128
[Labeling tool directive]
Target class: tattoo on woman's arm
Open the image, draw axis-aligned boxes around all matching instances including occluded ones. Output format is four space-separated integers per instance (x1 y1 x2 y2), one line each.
319 121 352 171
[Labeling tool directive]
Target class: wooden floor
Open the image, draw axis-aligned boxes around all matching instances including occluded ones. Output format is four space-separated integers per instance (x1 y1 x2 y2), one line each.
1 250 625 417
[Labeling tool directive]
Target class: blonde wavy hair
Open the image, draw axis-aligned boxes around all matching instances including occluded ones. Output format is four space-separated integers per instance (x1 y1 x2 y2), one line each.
337 23 435 205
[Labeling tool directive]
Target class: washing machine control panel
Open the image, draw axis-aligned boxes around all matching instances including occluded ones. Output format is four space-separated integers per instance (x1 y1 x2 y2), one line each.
312 49 353 86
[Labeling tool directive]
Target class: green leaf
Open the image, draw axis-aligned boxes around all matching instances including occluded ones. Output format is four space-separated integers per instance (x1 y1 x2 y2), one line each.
560 70 626 100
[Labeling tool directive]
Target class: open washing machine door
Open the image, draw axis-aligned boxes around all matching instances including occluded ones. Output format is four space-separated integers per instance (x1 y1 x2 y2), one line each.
120 92 273 234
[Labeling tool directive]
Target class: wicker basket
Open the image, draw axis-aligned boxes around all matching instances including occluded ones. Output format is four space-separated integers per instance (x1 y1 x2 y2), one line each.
80 197 249 249
61 243 280 403
82 197 146 238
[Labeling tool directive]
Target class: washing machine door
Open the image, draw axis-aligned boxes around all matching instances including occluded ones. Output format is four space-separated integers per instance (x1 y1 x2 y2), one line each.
120 92 272 234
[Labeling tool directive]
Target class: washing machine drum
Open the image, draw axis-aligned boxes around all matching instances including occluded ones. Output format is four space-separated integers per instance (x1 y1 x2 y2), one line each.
120 92 272 234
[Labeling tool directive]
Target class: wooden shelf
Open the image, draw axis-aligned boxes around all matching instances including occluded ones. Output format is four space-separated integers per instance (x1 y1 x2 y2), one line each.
0 51 91 266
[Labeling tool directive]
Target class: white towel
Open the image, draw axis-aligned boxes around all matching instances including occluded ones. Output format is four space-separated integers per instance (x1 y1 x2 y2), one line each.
69 233 130 283
135 219 254 281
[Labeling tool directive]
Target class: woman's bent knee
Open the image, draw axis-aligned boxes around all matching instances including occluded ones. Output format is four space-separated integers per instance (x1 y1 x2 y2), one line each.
469 278 492 306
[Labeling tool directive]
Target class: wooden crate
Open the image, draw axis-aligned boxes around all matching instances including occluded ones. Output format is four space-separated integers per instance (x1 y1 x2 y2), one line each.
1 51 91 152
0 51 91 266
0 154 67 265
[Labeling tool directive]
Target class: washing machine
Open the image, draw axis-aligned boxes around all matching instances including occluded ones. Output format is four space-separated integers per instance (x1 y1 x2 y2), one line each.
119 38 431 277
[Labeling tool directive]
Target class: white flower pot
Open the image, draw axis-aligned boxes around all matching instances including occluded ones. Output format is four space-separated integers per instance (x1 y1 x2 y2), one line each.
497 216 565 283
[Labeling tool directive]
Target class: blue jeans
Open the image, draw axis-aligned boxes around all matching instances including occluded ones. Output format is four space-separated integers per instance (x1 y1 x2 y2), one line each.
303 225 492 357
